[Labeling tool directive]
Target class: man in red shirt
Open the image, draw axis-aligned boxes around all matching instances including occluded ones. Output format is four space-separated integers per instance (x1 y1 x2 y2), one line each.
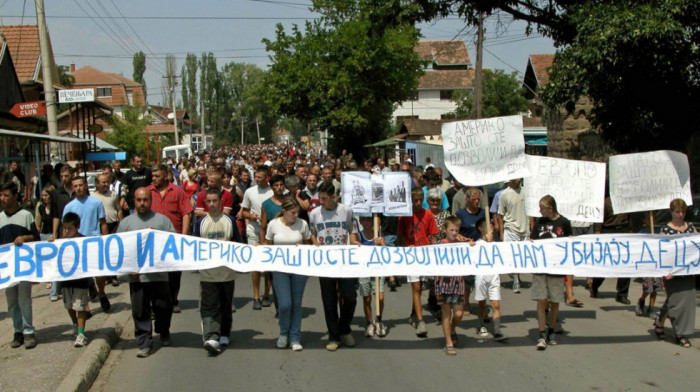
149 164 194 313
195 169 234 217
397 187 438 337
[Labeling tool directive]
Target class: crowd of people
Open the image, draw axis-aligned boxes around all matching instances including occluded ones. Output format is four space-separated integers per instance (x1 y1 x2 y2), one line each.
0 143 697 356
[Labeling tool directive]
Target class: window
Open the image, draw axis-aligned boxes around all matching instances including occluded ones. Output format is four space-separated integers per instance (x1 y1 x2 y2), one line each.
440 90 454 100
126 89 133 105
97 87 112 97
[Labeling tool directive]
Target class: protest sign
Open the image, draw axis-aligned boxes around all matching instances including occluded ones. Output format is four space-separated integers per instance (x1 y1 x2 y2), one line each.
1 230 699 289
442 115 529 186
523 155 606 223
341 171 412 216
609 150 692 214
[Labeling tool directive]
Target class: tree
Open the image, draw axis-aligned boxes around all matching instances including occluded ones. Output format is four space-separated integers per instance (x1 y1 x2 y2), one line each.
161 54 177 107
263 0 426 156
132 51 146 99
449 69 528 119
199 52 218 135
181 53 199 127
56 65 74 87
106 105 151 158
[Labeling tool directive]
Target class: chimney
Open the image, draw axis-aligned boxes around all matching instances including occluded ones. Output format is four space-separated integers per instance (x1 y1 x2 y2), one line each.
70 63 75 73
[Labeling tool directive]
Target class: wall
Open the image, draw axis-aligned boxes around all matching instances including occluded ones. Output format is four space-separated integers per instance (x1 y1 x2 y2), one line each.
393 89 457 120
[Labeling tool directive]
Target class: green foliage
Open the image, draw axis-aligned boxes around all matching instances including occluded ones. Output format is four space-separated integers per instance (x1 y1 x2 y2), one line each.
162 54 177 107
56 65 74 87
450 69 528 119
181 53 199 127
106 105 150 159
132 51 146 98
263 0 426 156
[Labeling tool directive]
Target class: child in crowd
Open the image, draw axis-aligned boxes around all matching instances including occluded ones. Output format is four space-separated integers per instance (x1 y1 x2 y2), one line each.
397 187 438 338
434 216 465 355
60 213 93 348
637 278 663 317
356 215 387 338
473 218 507 342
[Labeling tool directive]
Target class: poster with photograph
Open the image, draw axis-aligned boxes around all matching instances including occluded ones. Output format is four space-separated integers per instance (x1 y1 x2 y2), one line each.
382 172 412 216
341 171 372 214
341 171 412 216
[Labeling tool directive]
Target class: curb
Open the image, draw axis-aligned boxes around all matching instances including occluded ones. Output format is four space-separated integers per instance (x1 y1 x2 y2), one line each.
55 309 132 392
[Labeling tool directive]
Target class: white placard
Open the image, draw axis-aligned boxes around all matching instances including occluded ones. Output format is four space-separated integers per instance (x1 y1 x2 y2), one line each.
341 171 412 216
58 88 95 103
609 150 692 214
382 171 412 216
442 115 529 186
341 171 371 214
523 155 606 222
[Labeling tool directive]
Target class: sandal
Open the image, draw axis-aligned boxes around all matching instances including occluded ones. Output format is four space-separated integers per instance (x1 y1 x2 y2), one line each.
566 299 584 308
443 346 457 356
677 336 692 348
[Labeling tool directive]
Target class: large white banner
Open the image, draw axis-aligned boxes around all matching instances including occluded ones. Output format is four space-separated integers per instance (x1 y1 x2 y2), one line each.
1 230 699 289
524 155 606 223
609 150 692 214
442 115 530 186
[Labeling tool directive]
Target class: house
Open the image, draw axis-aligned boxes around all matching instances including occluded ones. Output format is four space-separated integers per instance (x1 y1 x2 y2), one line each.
69 64 146 117
523 54 554 118
393 40 474 122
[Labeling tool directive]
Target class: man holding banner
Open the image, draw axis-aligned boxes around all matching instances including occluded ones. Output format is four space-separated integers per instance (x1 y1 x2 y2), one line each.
498 178 529 293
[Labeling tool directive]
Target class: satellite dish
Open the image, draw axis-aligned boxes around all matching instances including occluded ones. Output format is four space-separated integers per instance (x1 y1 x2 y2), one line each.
167 113 175 119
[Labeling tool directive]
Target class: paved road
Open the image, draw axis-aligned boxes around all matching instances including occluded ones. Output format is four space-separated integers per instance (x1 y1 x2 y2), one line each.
90 273 700 392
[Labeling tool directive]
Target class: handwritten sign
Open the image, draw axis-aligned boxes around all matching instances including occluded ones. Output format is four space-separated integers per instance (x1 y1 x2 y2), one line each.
523 155 606 222
442 115 529 186
609 151 692 214
341 172 412 216
1 230 699 289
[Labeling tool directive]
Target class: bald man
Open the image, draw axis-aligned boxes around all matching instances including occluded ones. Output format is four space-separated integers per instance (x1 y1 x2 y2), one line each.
117 187 176 358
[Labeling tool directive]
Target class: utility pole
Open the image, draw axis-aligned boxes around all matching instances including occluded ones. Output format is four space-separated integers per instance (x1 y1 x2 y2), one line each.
163 75 180 145
240 115 245 145
200 100 206 151
255 118 260 145
35 0 58 155
472 12 484 120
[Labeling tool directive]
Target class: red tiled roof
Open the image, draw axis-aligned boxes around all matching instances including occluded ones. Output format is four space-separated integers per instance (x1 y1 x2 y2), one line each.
419 69 474 89
0 25 41 82
401 118 453 136
149 105 187 120
71 65 146 107
529 54 555 86
416 41 471 66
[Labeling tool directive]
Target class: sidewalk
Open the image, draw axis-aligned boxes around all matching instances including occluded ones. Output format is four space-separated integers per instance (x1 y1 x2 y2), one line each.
0 279 131 392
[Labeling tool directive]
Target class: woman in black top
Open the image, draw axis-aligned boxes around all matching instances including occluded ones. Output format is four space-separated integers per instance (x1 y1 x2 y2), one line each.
35 184 55 240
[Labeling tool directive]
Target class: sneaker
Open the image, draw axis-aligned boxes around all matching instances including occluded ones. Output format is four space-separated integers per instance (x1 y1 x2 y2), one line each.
326 341 340 351
252 299 262 310
172 305 182 314
494 333 508 342
546 333 558 346
220 336 230 346
365 323 376 337
375 322 387 338
160 335 171 347
100 296 111 313
291 342 303 352
415 320 428 337
49 295 59 302
340 333 356 347
536 337 547 350
24 334 37 349
635 298 645 316
74 334 88 348
137 346 152 358
478 326 490 338
10 333 23 348
204 339 221 355
553 321 564 334
276 336 289 349
261 296 272 307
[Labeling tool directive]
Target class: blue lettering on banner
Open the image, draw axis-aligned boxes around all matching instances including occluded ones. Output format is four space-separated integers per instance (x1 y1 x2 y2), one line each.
690 241 700 268
0 245 10 284
477 245 492 267
180 236 197 261
161 235 181 261
35 243 58 278
209 241 220 261
392 248 404 264
657 239 671 271
198 240 208 261
137 232 155 268
58 241 79 277
104 235 123 271
636 241 656 269
15 245 35 277
556 242 569 265
83 237 104 272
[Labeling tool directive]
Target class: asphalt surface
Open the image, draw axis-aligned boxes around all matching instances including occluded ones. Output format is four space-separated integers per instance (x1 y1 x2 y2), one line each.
88 273 700 392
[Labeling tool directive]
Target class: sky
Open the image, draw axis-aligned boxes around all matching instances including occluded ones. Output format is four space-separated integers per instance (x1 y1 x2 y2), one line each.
0 0 556 106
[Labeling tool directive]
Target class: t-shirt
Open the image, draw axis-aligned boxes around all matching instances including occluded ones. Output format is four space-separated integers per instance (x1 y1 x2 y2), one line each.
116 211 175 282
490 188 505 214
262 197 283 223
194 213 238 282
123 167 153 210
498 186 529 237
0 208 39 246
303 187 321 212
456 207 485 240
421 186 449 210
397 209 439 246
241 185 273 235
195 187 234 213
309 203 357 245
63 196 106 236
531 215 573 240
91 190 120 224
266 217 311 245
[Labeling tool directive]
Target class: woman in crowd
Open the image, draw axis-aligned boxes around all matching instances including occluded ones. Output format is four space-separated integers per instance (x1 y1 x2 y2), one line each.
654 198 697 348
263 197 312 351
427 188 452 242
35 184 55 241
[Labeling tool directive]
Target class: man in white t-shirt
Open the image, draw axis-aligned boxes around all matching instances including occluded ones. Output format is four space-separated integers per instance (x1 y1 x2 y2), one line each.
241 165 274 310
498 178 529 293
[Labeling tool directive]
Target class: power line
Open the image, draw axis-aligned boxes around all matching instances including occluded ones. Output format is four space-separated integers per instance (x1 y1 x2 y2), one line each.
107 0 167 71
2 14 468 21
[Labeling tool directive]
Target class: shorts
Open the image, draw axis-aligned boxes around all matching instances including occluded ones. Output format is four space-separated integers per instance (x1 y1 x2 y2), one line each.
531 274 565 303
437 294 464 306
406 276 422 283
246 224 260 245
359 277 385 296
474 274 501 301
642 278 663 293
62 287 90 312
